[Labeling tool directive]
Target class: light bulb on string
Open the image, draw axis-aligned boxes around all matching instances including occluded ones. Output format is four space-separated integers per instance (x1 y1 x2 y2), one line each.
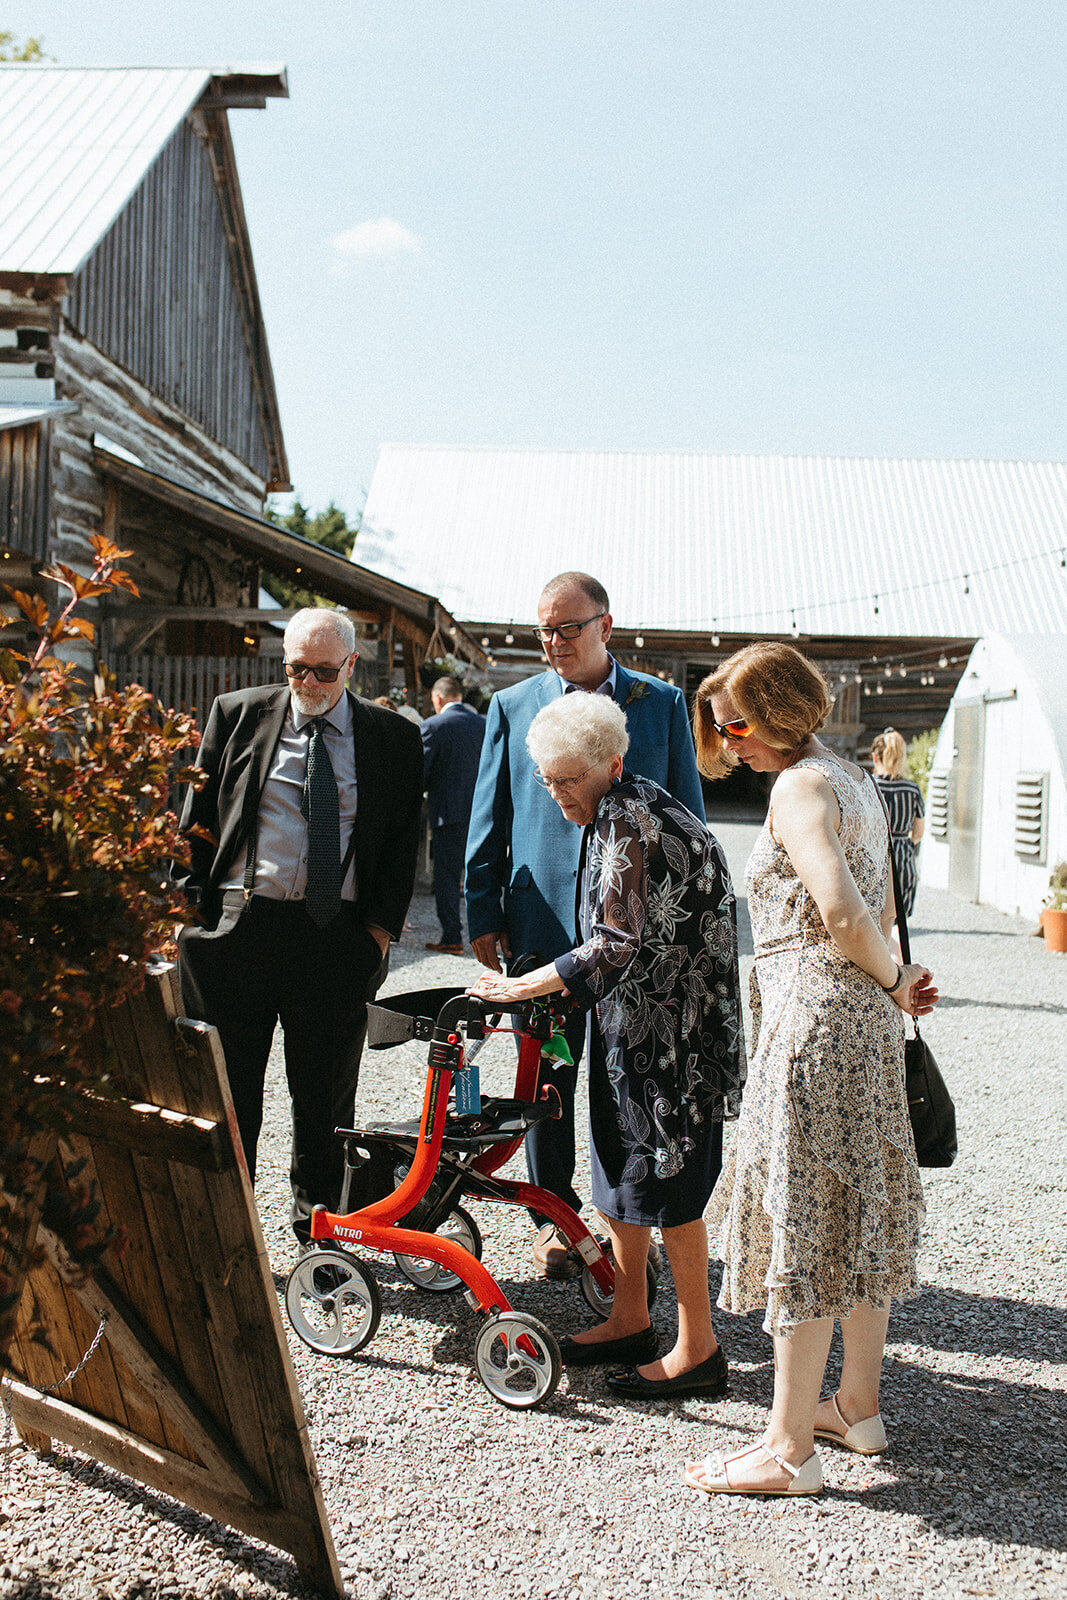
480 636 490 648
938 655 948 669
863 685 871 696
634 634 644 647
884 664 892 677
711 633 720 648
504 629 514 645
899 666 907 678
875 683 883 695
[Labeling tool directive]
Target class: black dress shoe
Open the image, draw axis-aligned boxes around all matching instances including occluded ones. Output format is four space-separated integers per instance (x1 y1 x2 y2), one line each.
605 1345 729 1399
558 1325 659 1368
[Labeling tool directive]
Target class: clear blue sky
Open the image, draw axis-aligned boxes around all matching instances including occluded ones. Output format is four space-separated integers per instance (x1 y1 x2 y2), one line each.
6 1 1065 519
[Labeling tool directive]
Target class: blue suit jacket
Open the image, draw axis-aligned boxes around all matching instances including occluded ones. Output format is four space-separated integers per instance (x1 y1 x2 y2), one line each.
465 661 705 963
421 700 485 829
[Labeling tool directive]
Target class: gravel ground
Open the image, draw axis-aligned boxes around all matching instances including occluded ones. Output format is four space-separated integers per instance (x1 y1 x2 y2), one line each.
3 820 1065 1600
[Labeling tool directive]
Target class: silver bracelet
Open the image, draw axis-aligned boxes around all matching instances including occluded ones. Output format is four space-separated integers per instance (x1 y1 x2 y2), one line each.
878 963 904 994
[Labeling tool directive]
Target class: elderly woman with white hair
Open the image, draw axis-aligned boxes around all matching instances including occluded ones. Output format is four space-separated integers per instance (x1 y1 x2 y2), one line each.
469 693 745 1399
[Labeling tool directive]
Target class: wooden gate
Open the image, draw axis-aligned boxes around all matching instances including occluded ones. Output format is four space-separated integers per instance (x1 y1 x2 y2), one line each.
2 963 342 1599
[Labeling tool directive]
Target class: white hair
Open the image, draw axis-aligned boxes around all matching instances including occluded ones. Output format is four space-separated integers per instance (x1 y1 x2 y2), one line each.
526 693 630 770
284 606 356 656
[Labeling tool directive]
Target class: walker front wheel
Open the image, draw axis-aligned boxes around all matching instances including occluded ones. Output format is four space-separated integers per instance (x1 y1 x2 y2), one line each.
393 1206 483 1292
473 1312 561 1409
580 1255 658 1317
285 1248 381 1356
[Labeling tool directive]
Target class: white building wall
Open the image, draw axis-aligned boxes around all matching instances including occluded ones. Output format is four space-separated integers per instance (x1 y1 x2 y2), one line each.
922 636 1067 919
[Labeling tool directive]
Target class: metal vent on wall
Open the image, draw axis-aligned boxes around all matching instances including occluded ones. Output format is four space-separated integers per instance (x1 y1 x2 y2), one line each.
1013 772 1049 865
928 771 949 840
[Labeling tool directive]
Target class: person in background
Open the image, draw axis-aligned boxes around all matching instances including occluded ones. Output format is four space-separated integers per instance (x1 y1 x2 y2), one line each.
685 643 937 1497
465 570 706 1279
174 607 423 1244
469 694 744 1396
871 728 925 918
421 675 485 953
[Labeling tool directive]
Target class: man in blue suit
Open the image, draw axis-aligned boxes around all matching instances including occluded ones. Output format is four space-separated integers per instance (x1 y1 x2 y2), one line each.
465 572 706 1276
421 675 485 952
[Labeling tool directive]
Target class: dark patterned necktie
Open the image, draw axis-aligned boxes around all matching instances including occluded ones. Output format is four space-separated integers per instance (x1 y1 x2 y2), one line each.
302 717 342 927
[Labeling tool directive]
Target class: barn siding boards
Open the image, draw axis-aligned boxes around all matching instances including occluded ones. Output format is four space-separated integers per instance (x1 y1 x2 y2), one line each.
67 117 280 487
0 419 48 561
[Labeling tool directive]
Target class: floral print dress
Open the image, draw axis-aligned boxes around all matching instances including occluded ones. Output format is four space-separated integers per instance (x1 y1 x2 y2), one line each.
555 775 746 1227
707 755 924 1336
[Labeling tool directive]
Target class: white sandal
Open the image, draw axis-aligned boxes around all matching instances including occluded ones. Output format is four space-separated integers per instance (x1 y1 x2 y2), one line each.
685 1440 823 1497
813 1392 887 1455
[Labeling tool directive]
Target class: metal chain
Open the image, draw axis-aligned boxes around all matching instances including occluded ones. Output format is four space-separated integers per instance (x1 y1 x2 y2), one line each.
39 1314 109 1394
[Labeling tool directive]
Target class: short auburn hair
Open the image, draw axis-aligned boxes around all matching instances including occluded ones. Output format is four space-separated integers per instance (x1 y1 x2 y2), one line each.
694 642 832 779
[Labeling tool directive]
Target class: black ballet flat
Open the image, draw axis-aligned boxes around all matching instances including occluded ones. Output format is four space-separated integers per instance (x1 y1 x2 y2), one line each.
558 1325 659 1368
605 1346 729 1399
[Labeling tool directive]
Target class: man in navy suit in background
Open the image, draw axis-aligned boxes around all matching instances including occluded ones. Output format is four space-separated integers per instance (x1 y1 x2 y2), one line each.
465 572 706 1276
421 675 485 953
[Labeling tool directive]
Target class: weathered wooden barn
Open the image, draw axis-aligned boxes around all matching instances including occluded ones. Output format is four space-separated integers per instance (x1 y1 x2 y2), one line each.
0 64 482 708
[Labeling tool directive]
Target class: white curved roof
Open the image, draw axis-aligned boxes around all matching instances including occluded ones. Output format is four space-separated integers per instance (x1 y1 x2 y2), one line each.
356 446 1067 637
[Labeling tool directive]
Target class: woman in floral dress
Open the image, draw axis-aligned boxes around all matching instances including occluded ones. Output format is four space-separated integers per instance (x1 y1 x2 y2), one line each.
470 692 745 1399
686 643 938 1497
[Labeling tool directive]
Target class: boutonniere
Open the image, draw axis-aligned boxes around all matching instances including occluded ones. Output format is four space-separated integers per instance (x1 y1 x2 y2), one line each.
624 680 650 706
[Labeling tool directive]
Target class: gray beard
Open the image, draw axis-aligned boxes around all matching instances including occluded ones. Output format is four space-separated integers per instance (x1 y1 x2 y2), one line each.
291 685 333 717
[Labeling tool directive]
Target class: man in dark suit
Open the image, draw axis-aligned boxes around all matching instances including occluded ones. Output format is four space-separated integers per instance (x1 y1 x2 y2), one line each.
466 572 706 1276
175 607 423 1241
421 675 485 953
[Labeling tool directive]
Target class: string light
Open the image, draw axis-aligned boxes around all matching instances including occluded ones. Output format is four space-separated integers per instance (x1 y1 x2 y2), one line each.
938 655 948 669
711 633 720 647
504 629 514 645
634 634 644 647
480 636 490 647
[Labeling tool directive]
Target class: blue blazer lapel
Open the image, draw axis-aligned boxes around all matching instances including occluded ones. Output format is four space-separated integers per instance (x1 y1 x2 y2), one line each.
612 661 635 708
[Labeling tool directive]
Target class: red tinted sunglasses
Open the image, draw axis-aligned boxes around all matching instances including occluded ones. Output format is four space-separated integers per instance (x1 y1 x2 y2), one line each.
710 716 753 739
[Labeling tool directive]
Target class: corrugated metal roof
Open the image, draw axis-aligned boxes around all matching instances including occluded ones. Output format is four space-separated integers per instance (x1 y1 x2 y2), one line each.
0 400 77 432
0 65 284 275
356 447 1067 638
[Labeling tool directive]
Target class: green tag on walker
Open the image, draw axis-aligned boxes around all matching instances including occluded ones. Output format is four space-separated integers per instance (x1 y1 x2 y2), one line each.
541 1026 573 1067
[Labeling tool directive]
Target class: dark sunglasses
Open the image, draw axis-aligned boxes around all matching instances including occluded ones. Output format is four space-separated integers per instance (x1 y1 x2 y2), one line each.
710 715 753 740
284 661 347 682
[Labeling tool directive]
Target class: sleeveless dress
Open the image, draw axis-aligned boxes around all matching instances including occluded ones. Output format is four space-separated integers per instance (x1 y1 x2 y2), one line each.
707 755 924 1337
873 775 925 917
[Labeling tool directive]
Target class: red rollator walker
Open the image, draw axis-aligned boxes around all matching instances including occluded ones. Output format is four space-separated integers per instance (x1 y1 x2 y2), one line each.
284 985 658 1408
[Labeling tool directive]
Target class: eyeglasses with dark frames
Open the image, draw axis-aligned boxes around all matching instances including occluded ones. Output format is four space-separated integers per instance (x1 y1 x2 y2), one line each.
532 613 606 644
710 716 754 740
284 661 348 683
534 765 595 794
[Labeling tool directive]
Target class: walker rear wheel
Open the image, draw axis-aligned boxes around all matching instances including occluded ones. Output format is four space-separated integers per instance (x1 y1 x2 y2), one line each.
393 1206 483 1292
473 1312 561 1409
285 1248 381 1356
580 1255 658 1318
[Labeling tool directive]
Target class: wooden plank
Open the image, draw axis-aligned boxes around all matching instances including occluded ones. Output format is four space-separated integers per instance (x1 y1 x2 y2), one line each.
3 1383 342 1600
66 1095 232 1172
73 1272 267 1501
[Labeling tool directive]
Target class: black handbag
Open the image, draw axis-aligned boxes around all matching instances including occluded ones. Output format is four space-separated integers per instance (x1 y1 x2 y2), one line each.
887 844 958 1167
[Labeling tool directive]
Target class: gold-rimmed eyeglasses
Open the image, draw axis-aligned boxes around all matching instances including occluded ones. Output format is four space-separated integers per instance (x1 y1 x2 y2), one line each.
534 766 594 794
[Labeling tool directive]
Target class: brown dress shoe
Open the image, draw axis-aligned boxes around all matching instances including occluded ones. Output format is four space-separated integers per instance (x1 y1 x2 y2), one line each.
425 941 464 954
533 1223 580 1280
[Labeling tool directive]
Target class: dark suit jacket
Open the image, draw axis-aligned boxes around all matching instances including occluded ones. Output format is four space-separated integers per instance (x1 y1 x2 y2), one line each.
421 700 485 829
175 683 423 939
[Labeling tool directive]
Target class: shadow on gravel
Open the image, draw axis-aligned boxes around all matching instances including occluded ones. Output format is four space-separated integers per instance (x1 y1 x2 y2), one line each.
893 1286 1067 1364
934 994 1067 1014
13 1454 307 1598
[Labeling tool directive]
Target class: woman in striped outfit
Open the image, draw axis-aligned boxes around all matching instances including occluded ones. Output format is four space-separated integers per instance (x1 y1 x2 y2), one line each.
871 729 925 917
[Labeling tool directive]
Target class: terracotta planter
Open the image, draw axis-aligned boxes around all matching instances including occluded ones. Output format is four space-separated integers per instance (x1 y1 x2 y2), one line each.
1043 907 1067 953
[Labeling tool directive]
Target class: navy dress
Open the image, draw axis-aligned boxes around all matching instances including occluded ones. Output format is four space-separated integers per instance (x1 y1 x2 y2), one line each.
555 775 746 1227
